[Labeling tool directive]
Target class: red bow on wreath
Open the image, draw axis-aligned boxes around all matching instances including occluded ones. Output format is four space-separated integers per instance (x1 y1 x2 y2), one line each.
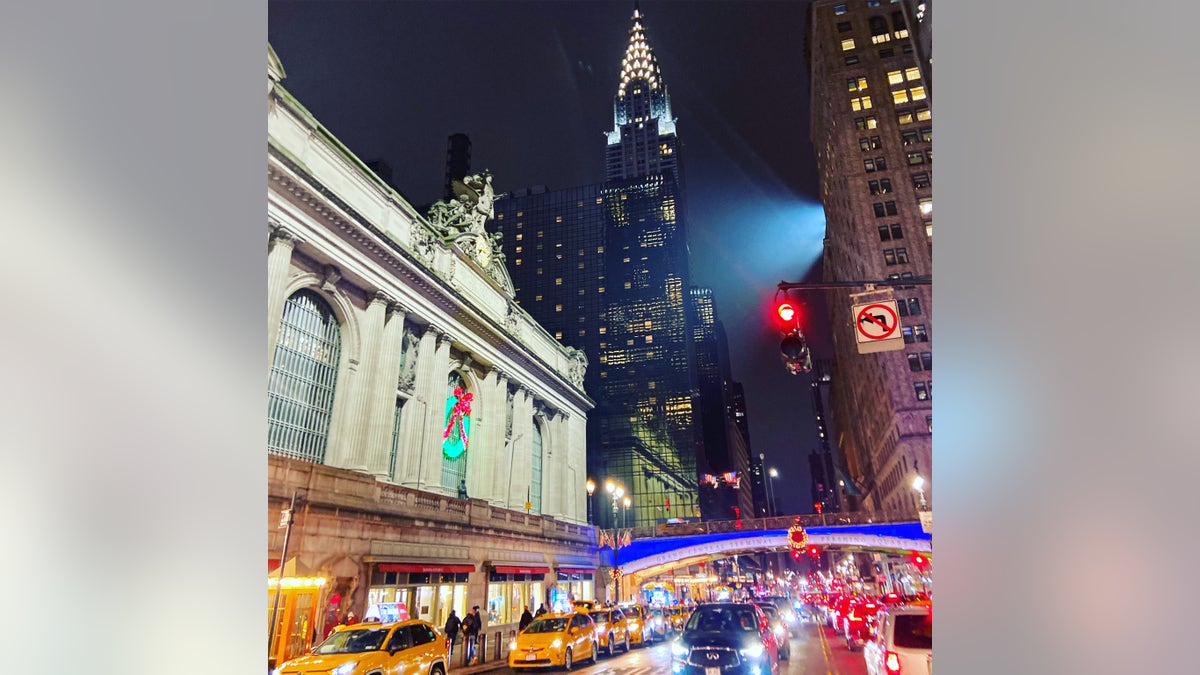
444 386 474 449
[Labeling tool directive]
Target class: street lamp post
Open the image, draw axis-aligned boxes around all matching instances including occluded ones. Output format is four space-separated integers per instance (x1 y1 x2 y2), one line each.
622 496 631 529
586 478 596 525
767 467 779 517
912 475 927 511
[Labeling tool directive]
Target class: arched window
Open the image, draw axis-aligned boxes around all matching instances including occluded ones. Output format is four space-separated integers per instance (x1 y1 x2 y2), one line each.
268 289 342 463
530 420 544 514
441 371 471 491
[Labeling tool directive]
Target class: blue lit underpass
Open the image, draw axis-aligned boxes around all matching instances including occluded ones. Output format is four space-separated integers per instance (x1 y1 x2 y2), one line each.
599 514 932 602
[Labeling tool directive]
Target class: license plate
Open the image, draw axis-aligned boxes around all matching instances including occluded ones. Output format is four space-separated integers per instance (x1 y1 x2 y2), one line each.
526 653 537 661
706 668 721 675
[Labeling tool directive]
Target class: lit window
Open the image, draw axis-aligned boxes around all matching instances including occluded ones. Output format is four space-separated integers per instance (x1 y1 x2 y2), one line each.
897 111 914 125
537 231 544 238
920 127 932 142
925 221 933 237
536 267 543 275
516 211 523 217
871 33 891 45
884 248 897 265
915 107 932 121
887 70 904 85
926 415 932 432
578 288 585 295
515 233 523 241
555 277 563 286
871 135 882 149
895 247 908 264
914 324 928 342
624 282 632 289
864 158 876 173
515 259 522 266
919 198 933 216
867 0 880 6
910 86 927 101
907 151 925 165
834 4 847 15
866 116 878 129
535 295 542 301
901 130 919 145
902 327 914 344
869 179 881 195
645 335 653 343
847 76 868 92
905 67 921 81
850 96 872 111
914 382 928 400
626 339 634 346
555 216 563 223
598 286 605 293
892 89 909 105
555 304 563 312
860 137 871 151
597 246 605 253
599 327 606 334
913 172 931 189
841 38 856 51
555 331 563 340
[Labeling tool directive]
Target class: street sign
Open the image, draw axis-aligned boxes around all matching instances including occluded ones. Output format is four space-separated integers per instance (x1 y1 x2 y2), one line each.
851 300 904 354
919 511 932 534
278 508 291 529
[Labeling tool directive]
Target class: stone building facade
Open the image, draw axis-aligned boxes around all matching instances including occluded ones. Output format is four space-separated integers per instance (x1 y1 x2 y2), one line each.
266 45 596 665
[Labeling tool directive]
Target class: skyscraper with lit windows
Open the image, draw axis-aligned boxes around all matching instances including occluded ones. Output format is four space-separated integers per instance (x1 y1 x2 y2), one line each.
808 0 933 514
494 4 742 528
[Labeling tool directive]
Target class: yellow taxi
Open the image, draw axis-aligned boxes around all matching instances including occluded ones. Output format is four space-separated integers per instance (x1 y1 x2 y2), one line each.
508 611 598 670
617 603 653 646
667 605 689 632
587 606 634 656
271 619 448 675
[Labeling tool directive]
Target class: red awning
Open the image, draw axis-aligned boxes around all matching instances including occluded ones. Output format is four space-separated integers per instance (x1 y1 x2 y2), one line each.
379 563 476 574
269 559 281 572
494 566 550 575
557 567 595 575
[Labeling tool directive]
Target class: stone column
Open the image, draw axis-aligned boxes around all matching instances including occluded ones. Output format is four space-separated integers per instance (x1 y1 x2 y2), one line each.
400 325 439 489
340 292 388 472
267 226 298 369
508 387 534 509
567 412 587 523
471 367 500 501
489 370 512 505
417 329 453 491
367 302 407 479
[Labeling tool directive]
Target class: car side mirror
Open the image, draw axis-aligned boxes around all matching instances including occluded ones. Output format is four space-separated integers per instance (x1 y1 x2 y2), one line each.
569 626 577 635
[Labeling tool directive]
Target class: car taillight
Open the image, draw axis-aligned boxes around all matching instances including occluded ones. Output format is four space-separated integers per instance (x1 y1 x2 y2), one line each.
884 650 901 673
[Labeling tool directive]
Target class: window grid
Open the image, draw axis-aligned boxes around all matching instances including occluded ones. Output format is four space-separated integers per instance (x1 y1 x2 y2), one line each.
268 290 342 464
531 421 543 513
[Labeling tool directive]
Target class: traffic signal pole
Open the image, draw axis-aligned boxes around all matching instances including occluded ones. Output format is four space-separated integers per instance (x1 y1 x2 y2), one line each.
777 276 932 291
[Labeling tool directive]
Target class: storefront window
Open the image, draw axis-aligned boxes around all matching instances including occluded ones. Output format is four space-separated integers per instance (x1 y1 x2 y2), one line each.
488 573 544 624
554 572 594 611
367 570 468 626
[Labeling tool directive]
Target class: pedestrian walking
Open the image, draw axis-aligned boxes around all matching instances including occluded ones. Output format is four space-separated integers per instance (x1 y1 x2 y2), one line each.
535 603 547 617
463 605 482 664
519 606 534 631
443 609 461 657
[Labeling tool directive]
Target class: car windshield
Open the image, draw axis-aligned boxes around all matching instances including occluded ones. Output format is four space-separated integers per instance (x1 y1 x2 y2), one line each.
526 618 567 633
893 613 933 649
589 612 609 624
756 604 779 618
687 607 759 633
312 627 389 654
651 609 663 617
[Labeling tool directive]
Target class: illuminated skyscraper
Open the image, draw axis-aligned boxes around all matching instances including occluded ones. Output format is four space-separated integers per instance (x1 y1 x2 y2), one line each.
495 4 728 528
808 0 933 514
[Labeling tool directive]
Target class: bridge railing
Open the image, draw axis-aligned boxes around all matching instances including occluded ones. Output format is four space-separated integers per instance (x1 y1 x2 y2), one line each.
629 510 919 540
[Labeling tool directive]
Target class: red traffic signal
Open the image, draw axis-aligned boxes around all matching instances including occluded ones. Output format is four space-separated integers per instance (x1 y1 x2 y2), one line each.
910 552 930 571
777 301 797 323
791 549 802 562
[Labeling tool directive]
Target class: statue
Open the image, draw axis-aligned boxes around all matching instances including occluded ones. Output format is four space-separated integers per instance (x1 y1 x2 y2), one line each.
427 170 502 238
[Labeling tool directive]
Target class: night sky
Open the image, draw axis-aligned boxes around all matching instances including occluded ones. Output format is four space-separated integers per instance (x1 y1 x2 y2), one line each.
268 0 832 515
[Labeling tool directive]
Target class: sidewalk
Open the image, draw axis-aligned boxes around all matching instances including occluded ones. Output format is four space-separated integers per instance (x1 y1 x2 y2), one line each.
448 659 508 674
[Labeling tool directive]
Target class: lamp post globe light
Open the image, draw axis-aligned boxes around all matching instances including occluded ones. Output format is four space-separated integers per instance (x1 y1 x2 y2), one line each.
767 467 780 517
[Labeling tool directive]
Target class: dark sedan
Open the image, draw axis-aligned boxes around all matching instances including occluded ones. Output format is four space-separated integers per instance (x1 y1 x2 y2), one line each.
669 602 779 675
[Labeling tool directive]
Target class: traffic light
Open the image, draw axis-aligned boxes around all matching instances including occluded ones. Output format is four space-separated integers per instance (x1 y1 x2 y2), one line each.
910 552 930 572
776 300 799 326
780 330 812 374
808 545 820 559
791 548 803 562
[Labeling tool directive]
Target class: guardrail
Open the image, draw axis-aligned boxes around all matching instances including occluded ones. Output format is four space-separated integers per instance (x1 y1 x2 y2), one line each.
628 509 921 540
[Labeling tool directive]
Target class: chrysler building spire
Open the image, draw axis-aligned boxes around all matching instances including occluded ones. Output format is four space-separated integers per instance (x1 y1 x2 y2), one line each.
605 3 679 182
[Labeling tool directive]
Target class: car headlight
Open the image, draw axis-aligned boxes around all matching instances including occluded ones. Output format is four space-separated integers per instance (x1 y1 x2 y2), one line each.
551 639 562 650
739 644 765 659
331 662 357 675
509 640 518 650
270 669 281 675
774 625 785 636
671 641 689 658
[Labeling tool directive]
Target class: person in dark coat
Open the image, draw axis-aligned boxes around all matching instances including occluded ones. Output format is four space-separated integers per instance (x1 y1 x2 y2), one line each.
463 605 482 663
519 606 534 631
444 610 461 656
535 603 547 617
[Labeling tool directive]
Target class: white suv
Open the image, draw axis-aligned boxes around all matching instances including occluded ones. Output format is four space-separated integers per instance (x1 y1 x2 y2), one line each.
863 605 932 675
